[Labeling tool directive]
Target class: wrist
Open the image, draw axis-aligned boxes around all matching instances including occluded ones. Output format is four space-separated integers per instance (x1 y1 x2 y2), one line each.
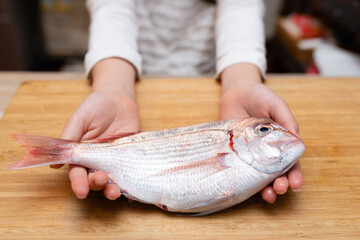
220 63 262 95
91 58 136 100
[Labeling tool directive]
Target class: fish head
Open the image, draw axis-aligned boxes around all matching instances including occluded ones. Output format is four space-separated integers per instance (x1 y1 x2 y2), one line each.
231 118 305 175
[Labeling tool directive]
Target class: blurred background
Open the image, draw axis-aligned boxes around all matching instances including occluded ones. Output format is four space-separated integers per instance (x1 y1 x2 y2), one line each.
0 0 359 76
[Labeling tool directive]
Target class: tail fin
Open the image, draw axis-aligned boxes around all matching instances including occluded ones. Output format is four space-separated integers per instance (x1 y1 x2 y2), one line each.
6 135 74 169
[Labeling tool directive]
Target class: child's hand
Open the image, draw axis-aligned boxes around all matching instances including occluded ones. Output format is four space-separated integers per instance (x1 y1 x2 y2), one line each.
51 90 140 200
220 63 302 203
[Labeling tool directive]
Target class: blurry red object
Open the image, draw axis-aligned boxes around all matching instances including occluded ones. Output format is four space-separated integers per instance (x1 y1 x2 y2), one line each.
306 60 319 74
286 13 325 39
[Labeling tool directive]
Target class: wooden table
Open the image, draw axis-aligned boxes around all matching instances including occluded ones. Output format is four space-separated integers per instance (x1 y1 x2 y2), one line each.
0 75 359 239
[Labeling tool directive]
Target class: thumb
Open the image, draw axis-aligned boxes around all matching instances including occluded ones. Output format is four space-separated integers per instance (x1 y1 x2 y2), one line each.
60 111 84 142
50 112 84 169
271 98 299 137
60 112 91 199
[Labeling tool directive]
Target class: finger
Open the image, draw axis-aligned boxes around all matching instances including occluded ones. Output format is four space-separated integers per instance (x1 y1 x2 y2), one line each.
103 184 121 200
271 98 299 136
88 171 109 191
60 112 84 141
69 165 89 199
50 164 64 169
273 175 289 195
287 161 302 191
260 185 277 203
49 113 84 171
81 128 105 142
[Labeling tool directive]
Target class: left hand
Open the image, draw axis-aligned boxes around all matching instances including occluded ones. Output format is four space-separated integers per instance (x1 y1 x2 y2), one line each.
220 64 302 203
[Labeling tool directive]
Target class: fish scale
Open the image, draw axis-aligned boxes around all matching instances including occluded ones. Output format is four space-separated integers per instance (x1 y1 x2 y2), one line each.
7 118 305 215
75 129 231 176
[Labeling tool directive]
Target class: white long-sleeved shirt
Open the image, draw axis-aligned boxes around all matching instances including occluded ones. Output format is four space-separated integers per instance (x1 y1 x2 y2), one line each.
85 0 266 77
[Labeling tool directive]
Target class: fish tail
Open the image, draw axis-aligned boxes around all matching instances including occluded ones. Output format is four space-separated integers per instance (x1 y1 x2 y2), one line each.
6 134 74 169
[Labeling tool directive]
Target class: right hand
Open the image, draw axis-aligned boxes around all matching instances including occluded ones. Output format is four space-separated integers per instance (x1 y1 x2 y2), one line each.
51 90 140 200
219 63 302 203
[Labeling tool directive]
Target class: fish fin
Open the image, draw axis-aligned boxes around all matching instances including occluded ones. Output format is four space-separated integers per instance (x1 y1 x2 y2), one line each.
181 191 234 212
107 178 116 185
186 204 233 217
6 134 73 169
148 152 230 178
121 189 151 204
85 132 138 143
87 169 97 174
105 174 144 204
180 192 237 216
106 173 118 185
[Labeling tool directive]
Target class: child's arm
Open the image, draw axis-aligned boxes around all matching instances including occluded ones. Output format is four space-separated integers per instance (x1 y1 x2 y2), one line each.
215 0 266 79
52 58 140 200
85 0 142 80
92 58 136 99
220 63 302 203
216 0 302 203
53 0 142 200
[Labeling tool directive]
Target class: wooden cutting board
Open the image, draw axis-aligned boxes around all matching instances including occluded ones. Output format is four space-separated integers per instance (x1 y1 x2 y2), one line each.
0 76 359 239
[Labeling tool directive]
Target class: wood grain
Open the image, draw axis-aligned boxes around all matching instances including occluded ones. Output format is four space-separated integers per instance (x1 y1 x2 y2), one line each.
0 76 359 239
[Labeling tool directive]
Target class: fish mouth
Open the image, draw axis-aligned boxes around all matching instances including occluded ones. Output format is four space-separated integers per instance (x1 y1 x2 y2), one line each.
280 160 297 175
279 139 305 175
284 138 304 150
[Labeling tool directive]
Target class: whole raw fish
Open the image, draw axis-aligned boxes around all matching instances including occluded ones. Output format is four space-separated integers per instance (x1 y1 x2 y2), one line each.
7 118 305 215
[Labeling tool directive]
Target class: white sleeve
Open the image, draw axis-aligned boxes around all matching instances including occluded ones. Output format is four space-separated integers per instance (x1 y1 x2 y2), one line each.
216 0 266 77
85 0 141 77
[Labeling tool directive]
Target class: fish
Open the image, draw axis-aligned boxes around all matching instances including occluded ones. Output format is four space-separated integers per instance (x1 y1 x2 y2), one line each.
7 118 305 215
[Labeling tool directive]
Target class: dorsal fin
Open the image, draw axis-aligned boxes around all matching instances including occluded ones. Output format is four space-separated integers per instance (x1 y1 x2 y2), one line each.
84 132 138 143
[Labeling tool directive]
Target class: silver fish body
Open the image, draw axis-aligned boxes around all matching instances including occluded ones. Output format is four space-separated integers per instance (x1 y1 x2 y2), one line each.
9 118 305 215
69 118 305 214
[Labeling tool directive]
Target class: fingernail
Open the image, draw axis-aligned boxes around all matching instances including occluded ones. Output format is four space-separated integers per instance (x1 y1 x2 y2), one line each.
77 194 87 199
76 191 88 199
292 187 302 192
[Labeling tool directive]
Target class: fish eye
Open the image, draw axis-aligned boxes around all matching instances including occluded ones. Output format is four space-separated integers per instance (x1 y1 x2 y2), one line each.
257 125 273 134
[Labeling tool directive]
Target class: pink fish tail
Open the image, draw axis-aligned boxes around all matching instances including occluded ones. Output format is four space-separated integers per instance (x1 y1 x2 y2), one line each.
6 134 74 169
